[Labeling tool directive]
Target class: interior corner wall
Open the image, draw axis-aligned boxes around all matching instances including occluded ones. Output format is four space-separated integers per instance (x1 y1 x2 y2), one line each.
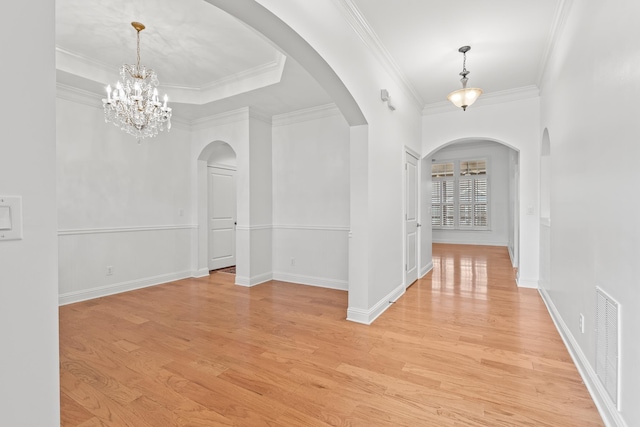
539 0 640 425
56 92 193 304
0 1 60 425
247 115 273 283
429 141 511 247
422 97 540 288
272 111 350 289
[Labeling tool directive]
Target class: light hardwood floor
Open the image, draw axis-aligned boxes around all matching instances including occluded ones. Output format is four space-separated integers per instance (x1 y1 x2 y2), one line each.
59 244 603 426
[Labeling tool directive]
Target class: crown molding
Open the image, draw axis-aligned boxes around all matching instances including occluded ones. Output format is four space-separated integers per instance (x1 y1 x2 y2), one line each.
422 85 540 116
537 0 574 92
190 107 252 130
56 47 287 106
272 103 343 126
333 0 424 112
56 83 102 108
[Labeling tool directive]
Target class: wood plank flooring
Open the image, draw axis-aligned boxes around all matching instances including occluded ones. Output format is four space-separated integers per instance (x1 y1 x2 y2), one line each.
59 244 603 426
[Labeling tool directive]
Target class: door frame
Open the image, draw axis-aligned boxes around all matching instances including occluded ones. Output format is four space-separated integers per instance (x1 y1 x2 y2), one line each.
404 147 421 288
207 165 237 271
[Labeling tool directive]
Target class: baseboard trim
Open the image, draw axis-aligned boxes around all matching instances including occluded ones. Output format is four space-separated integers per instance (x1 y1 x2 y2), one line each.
516 277 538 289
432 238 508 247
59 271 192 305
419 261 434 279
508 245 516 267
192 268 210 278
539 288 627 427
272 272 348 291
235 272 273 287
347 282 405 325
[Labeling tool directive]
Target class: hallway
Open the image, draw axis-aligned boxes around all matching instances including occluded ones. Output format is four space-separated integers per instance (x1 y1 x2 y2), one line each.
59 244 602 426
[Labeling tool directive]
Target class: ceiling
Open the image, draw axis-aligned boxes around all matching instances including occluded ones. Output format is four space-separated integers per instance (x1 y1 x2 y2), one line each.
55 0 562 120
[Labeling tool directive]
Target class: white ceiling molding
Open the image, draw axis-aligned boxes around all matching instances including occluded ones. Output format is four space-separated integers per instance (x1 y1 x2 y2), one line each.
56 82 102 108
423 85 540 115
536 0 574 92
56 47 287 106
192 106 271 129
164 53 287 105
333 0 424 111
272 103 343 127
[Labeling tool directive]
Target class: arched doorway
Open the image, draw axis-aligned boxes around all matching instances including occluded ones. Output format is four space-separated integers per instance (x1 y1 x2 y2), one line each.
197 141 238 276
425 138 521 275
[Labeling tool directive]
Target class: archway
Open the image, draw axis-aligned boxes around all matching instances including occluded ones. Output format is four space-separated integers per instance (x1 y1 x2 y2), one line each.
196 141 239 278
424 137 521 277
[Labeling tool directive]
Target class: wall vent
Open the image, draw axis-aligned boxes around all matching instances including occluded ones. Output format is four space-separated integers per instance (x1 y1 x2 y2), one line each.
595 287 619 407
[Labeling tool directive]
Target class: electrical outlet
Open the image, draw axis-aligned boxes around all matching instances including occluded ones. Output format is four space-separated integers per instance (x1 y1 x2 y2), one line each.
579 313 585 333
106 266 113 276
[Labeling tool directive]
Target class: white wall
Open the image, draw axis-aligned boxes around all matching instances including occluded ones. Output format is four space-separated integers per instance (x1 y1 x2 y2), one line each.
56 89 194 304
272 107 350 289
539 1 640 425
429 141 512 247
214 0 424 323
0 1 60 425
422 96 540 288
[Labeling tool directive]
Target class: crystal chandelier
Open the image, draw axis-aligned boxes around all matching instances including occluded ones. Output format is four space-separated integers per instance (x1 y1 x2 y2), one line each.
102 22 172 142
447 46 483 111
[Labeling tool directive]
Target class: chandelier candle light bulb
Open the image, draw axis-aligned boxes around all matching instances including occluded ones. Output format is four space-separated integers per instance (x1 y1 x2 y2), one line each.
102 21 172 142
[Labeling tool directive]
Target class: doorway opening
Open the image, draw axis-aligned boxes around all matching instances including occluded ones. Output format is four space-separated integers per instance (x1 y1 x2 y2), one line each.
425 138 520 277
197 141 238 276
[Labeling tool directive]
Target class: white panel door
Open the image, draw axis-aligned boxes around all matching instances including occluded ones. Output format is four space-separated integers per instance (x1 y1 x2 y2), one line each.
405 152 419 287
208 167 236 270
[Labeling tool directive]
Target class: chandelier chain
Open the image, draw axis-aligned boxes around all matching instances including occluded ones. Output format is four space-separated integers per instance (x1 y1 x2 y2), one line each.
136 30 141 75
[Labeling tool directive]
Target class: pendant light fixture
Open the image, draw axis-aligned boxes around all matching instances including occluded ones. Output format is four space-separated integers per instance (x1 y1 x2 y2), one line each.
102 22 172 142
447 46 483 111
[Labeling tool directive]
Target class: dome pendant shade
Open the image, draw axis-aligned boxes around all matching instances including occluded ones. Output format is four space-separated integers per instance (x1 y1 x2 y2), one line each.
447 87 483 111
447 46 482 111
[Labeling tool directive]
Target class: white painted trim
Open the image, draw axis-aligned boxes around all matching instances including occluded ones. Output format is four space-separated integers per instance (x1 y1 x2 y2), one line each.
347 282 405 325
333 0 423 111
432 238 509 247
423 85 540 115
235 224 272 231
537 0 574 91
508 245 516 267
516 277 538 289
235 272 272 287
272 224 349 232
419 261 434 279
192 268 210 278
539 288 628 427
58 224 197 236
59 271 192 306
236 224 350 232
56 83 101 108
272 103 343 126
272 272 348 291
191 107 250 129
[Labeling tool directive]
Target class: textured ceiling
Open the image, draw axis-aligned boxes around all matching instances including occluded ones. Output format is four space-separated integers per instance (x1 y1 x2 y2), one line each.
56 0 563 119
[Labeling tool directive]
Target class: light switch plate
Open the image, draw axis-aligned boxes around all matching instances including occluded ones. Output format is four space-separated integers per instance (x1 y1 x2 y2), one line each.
0 196 23 241
0 206 10 230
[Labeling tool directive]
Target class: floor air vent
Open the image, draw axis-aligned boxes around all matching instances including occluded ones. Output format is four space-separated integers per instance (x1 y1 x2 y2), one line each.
595 287 619 407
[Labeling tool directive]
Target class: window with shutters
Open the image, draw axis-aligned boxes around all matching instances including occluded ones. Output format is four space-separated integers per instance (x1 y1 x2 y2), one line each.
432 159 489 230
